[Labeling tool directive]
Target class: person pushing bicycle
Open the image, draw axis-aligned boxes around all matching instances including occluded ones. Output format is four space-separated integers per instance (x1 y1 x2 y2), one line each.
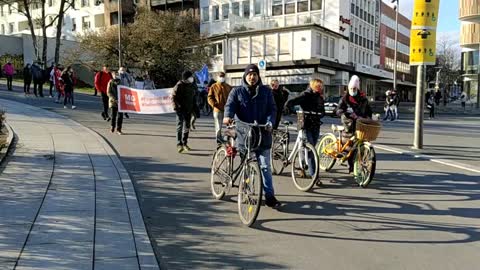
223 64 281 208
284 79 325 185
336 75 373 173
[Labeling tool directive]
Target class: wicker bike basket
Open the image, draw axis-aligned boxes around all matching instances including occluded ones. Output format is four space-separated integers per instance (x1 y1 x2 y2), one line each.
355 120 381 141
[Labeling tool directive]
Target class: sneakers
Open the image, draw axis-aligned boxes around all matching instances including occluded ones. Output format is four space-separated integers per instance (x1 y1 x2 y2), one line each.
177 145 184 153
101 112 107 120
71 106 76 109
183 145 191 152
117 129 123 135
315 179 323 187
110 127 115 133
64 106 67 109
265 196 281 208
125 113 130 119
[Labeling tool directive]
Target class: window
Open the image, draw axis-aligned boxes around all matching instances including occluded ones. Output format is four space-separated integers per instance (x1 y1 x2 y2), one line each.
359 8 363 19
265 34 277 56
350 32 354 42
222 4 229 20
242 1 250 18
49 0 54 7
72 18 77 31
254 0 262 15
217 43 223 55
285 0 295 15
279 33 290 55
311 0 322 10
322 36 328 56
272 0 282 16
213 5 219 20
239 38 249 58
329 38 335 58
9 22 13 33
81 0 89 7
202 7 209 22
316 34 322 55
351 3 354 13
252 35 263 56
232 2 240 16
8 4 12 14
298 0 308 12
82 16 90 29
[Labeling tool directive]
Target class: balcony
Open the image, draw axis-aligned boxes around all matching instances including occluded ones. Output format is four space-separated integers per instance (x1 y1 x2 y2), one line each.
460 22 480 49
459 0 480 23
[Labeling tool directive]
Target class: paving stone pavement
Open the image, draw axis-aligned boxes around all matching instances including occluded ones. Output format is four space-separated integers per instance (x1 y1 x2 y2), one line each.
0 99 159 270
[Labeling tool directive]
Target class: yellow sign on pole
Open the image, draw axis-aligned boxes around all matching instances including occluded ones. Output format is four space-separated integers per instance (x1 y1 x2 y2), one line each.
410 29 437 65
410 0 440 66
412 0 440 29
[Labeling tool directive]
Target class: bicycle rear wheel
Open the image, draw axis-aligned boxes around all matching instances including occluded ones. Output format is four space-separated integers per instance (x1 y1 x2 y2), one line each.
354 143 376 188
271 132 286 175
316 133 337 171
238 160 262 227
291 143 318 192
210 146 230 199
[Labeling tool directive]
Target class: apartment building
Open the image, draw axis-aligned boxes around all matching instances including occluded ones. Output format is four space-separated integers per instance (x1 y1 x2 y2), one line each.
200 0 395 98
378 0 415 101
459 0 480 104
0 0 106 40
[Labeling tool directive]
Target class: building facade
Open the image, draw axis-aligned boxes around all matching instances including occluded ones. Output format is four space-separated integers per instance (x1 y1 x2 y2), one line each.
200 0 393 99
459 0 480 104
378 0 415 101
0 0 105 40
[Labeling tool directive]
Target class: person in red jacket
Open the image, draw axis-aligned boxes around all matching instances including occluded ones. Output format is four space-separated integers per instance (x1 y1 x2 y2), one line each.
94 65 113 121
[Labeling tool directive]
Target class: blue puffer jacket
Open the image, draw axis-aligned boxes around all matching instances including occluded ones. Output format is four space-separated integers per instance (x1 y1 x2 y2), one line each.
225 78 276 151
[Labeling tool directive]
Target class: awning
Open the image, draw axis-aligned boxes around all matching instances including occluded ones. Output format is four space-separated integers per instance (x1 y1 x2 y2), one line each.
379 79 416 87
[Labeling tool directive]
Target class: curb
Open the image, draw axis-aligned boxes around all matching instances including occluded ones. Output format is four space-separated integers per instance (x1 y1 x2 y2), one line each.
83 127 161 270
0 121 15 166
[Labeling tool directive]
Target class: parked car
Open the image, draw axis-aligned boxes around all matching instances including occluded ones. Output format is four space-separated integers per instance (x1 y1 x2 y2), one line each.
324 96 341 117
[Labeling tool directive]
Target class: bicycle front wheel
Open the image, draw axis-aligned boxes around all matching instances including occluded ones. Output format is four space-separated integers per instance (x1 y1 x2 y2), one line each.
354 143 376 188
291 143 319 192
210 146 230 200
238 161 263 227
316 133 337 171
271 132 286 175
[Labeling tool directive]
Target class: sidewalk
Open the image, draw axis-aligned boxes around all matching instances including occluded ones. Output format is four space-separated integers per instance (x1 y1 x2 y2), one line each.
0 98 159 270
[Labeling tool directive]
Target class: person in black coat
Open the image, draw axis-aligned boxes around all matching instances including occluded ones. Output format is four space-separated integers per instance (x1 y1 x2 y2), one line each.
270 79 289 130
31 62 46 97
23 64 32 95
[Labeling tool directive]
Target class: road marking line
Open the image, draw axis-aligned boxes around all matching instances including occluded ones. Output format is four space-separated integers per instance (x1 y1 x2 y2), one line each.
375 144 480 174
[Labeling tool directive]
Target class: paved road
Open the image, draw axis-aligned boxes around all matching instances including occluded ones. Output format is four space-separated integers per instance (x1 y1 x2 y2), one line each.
0 85 479 269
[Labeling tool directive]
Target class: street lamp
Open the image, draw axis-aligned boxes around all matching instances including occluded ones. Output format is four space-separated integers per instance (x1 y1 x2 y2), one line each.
392 0 399 91
118 0 122 69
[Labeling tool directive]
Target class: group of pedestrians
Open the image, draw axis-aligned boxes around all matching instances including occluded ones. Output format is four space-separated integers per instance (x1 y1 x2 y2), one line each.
383 90 399 121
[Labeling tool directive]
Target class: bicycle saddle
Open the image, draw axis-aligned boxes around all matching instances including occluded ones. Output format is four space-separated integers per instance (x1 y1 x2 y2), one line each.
331 124 345 132
223 129 237 139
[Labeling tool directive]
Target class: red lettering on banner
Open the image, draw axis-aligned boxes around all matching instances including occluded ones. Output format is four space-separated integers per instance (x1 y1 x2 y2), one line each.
119 87 141 112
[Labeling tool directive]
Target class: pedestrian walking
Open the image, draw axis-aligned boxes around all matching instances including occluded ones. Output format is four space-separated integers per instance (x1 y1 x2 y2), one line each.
23 64 32 95
47 62 55 97
94 65 113 121
92 70 98 96
172 70 197 153
270 79 288 129
426 90 435 119
107 73 124 135
434 89 442 106
3 61 15 91
54 65 64 103
61 66 76 109
143 74 155 90
223 64 280 208
118 67 133 119
207 72 232 145
31 62 45 97
460 91 468 111
392 90 400 119
383 90 395 121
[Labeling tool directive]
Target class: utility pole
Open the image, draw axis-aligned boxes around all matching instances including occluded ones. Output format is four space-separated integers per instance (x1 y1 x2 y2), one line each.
392 0 399 91
413 65 425 149
477 43 480 108
118 0 122 69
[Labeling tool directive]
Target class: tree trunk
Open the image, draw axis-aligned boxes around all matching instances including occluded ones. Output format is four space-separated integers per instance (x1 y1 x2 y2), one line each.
22 0 39 61
54 0 67 64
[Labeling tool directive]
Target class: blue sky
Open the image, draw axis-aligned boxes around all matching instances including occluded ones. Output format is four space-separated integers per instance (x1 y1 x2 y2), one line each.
386 0 460 35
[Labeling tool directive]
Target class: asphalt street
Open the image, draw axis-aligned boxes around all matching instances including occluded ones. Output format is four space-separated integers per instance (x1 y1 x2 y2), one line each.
0 85 478 270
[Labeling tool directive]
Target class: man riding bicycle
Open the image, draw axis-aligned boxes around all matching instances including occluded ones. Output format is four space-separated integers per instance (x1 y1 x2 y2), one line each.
284 79 325 185
223 64 280 208
336 75 373 173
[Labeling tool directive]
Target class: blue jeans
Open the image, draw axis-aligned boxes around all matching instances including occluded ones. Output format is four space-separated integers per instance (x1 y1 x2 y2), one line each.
306 127 320 177
255 148 275 199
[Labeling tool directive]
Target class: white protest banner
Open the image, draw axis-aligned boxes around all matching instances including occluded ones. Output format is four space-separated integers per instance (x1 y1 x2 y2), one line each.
118 86 175 114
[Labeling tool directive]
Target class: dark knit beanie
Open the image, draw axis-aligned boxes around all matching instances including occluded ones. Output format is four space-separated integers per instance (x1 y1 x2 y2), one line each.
244 64 259 76
182 70 193 80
